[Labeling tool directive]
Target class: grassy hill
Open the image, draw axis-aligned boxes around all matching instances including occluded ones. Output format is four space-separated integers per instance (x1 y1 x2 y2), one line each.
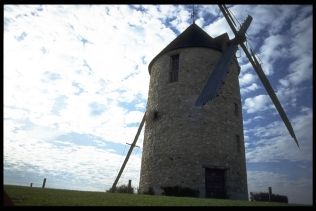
4 185 293 206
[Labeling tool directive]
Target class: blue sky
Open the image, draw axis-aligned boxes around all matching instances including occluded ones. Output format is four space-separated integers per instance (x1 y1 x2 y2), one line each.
3 5 312 205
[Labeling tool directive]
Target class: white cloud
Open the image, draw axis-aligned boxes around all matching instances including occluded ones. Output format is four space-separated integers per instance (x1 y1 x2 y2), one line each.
287 54 312 86
243 95 271 113
258 34 289 76
204 15 234 39
275 85 303 109
243 119 252 125
279 78 290 87
246 107 312 163
3 118 142 191
4 5 163 145
253 116 263 120
4 5 169 191
238 60 253 74
239 73 256 86
124 111 145 125
228 5 298 38
169 5 191 32
240 83 260 95
242 115 264 126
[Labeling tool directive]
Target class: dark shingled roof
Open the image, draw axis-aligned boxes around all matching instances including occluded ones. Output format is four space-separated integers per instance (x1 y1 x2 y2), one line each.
148 23 229 73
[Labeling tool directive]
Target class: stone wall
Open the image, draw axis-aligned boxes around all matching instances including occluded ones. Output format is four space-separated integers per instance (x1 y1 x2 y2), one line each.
139 47 248 200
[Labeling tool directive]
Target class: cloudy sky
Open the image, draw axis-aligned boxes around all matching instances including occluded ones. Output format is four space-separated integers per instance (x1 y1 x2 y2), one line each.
4 5 313 205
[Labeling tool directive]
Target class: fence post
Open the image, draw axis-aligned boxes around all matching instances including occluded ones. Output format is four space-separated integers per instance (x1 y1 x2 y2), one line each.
268 187 272 201
30 183 33 187
42 178 46 189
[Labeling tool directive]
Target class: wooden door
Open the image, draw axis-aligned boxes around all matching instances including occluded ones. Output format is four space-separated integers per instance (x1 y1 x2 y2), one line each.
205 168 226 198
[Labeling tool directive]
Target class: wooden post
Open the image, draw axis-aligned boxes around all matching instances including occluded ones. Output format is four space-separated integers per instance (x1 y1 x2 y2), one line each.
42 178 46 189
110 112 146 192
30 183 33 188
268 187 272 201
128 180 132 189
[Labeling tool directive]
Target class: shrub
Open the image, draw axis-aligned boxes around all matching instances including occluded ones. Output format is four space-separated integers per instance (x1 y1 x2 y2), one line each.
109 184 134 194
250 192 288 203
143 187 155 195
161 186 199 197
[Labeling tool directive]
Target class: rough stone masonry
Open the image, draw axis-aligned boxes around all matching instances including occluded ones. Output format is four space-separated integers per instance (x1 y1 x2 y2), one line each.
139 23 248 200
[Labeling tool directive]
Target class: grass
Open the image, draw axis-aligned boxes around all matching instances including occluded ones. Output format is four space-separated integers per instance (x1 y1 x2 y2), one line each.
4 185 292 206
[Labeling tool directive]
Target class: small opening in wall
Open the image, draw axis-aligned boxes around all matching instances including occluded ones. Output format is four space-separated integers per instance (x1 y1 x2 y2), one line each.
169 54 179 83
153 110 159 121
234 103 239 116
236 134 241 153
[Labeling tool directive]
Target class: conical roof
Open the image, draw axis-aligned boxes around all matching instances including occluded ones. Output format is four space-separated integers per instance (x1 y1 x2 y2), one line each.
148 23 229 73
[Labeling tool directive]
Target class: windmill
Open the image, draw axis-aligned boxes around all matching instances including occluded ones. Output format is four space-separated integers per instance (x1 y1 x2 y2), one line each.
196 4 299 148
110 4 299 194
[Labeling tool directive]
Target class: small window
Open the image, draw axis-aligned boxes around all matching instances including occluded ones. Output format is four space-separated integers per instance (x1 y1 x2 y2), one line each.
153 110 159 120
234 103 239 116
170 54 179 83
236 135 241 153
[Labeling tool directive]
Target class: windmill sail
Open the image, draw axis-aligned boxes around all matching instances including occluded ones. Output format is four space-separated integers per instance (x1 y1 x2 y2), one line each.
195 12 252 107
249 50 300 148
223 5 237 27
218 4 299 148
111 112 147 191
195 43 238 106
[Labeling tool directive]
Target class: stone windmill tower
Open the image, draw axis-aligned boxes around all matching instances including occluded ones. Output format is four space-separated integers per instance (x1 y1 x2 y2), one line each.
111 5 298 200
138 22 248 200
